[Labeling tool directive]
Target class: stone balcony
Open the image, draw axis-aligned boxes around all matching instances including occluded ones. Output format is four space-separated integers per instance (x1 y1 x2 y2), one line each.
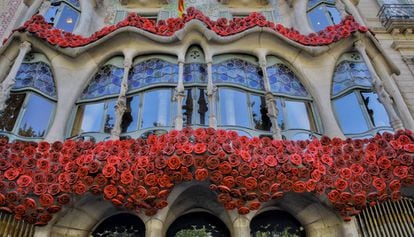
378 4 414 34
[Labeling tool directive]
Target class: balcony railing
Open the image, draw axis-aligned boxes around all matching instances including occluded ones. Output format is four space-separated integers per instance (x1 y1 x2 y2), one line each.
378 4 414 32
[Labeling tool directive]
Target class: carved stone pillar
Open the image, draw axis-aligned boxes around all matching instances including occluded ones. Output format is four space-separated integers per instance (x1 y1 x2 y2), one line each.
233 216 250 237
20 0 43 26
258 55 282 139
340 0 367 25
207 62 217 128
145 219 163 237
174 61 185 130
0 41 31 112
38 0 50 15
110 56 132 140
354 40 404 130
291 0 313 34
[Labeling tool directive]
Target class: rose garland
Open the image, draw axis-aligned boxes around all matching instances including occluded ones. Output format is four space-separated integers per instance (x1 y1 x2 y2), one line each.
4 7 368 47
0 128 413 225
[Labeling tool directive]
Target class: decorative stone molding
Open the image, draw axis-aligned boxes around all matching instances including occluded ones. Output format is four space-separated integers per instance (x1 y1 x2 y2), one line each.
354 40 404 130
174 61 185 130
0 41 31 112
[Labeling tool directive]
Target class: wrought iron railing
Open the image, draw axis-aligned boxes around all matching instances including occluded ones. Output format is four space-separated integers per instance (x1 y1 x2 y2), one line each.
378 4 414 31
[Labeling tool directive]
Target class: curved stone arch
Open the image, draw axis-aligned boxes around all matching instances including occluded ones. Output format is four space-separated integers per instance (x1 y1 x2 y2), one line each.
154 182 233 236
35 193 148 237
251 192 356 237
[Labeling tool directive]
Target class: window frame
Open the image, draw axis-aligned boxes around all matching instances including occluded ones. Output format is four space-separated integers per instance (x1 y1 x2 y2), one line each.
44 0 81 32
306 0 341 32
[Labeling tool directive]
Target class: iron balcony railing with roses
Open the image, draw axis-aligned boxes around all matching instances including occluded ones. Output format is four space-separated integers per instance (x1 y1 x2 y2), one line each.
378 4 414 32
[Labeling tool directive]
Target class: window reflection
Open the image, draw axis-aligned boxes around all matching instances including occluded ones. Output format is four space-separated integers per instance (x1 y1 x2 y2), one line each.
250 94 271 131
360 92 390 127
121 96 139 133
141 89 172 128
18 94 54 138
73 103 105 135
285 100 315 130
0 94 26 132
219 88 249 127
333 92 368 134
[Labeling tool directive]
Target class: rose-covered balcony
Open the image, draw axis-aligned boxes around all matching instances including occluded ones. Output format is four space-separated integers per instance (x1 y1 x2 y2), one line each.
378 4 414 33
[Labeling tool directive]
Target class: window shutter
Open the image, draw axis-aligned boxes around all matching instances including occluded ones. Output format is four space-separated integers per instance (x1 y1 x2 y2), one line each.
114 10 128 24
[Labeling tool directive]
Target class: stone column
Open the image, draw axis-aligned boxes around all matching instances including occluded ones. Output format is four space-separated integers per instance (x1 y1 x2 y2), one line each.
207 61 217 128
145 219 163 237
233 216 250 237
110 56 132 140
354 40 404 130
340 0 367 25
292 0 313 34
20 0 43 26
174 61 185 130
0 41 31 112
38 0 51 15
73 0 94 36
258 53 282 139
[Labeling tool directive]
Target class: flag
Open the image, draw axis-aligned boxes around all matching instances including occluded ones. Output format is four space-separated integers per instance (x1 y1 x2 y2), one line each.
178 0 185 18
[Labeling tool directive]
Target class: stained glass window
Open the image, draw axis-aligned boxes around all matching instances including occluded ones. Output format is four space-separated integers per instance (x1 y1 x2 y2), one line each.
14 62 56 98
332 53 391 136
267 64 309 97
184 63 207 84
80 65 123 100
332 61 372 96
212 59 264 90
128 59 178 91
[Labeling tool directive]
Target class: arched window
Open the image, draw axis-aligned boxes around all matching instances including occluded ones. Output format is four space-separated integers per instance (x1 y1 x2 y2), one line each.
71 57 124 140
44 0 81 32
213 55 271 137
0 53 56 140
166 212 230 237
250 210 306 237
266 56 319 140
332 52 391 137
182 45 208 126
92 213 145 237
124 55 178 137
307 0 341 32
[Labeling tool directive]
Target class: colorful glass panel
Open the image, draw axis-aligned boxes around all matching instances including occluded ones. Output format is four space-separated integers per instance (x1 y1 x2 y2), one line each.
332 61 372 96
80 65 123 100
212 59 264 90
183 63 207 83
267 64 309 97
13 62 56 98
128 59 179 91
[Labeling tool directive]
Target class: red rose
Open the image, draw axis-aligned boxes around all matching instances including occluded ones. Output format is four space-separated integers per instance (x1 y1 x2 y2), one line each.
228 154 241 167
292 181 306 193
264 155 278 167
34 183 48 195
39 194 54 207
158 174 173 188
240 150 251 162
167 156 181 170
238 206 250 215
218 162 232 175
222 176 235 188
48 184 60 196
155 157 167 169
340 192 352 202
4 168 20 180
290 154 302 166
74 181 86 195
194 143 207 154
353 193 366 205
121 170 133 184
393 166 408 178
372 177 386 191
349 182 362 194
249 201 261 210
102 164 116 177
104 185 118 199
335 178 348 192
206 156 220 170
195 168 208 181
209 170 223 184
180 154 194 167
328 190 340 203
17 175 32 187
244 177 258 191
389 180 401 191
145 174 157 187
238 163 251 177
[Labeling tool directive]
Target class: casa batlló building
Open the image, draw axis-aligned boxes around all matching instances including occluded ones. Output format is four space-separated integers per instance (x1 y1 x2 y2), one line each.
0 0 413 236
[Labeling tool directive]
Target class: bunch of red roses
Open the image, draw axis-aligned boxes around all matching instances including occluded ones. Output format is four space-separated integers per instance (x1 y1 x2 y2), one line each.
0 127 413 225
5 7 369 47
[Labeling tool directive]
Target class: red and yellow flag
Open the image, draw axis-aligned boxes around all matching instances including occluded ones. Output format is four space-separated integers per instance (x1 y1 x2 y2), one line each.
178 0 185 18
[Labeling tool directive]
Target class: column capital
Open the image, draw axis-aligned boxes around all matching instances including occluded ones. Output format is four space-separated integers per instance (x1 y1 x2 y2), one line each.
20 41 32 51
354 40 366 52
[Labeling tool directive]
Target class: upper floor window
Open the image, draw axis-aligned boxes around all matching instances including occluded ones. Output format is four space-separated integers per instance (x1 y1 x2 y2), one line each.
332 53 391 137
44 0 80 32
267 56 319 140
0 54 56 139
307 0 341 32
